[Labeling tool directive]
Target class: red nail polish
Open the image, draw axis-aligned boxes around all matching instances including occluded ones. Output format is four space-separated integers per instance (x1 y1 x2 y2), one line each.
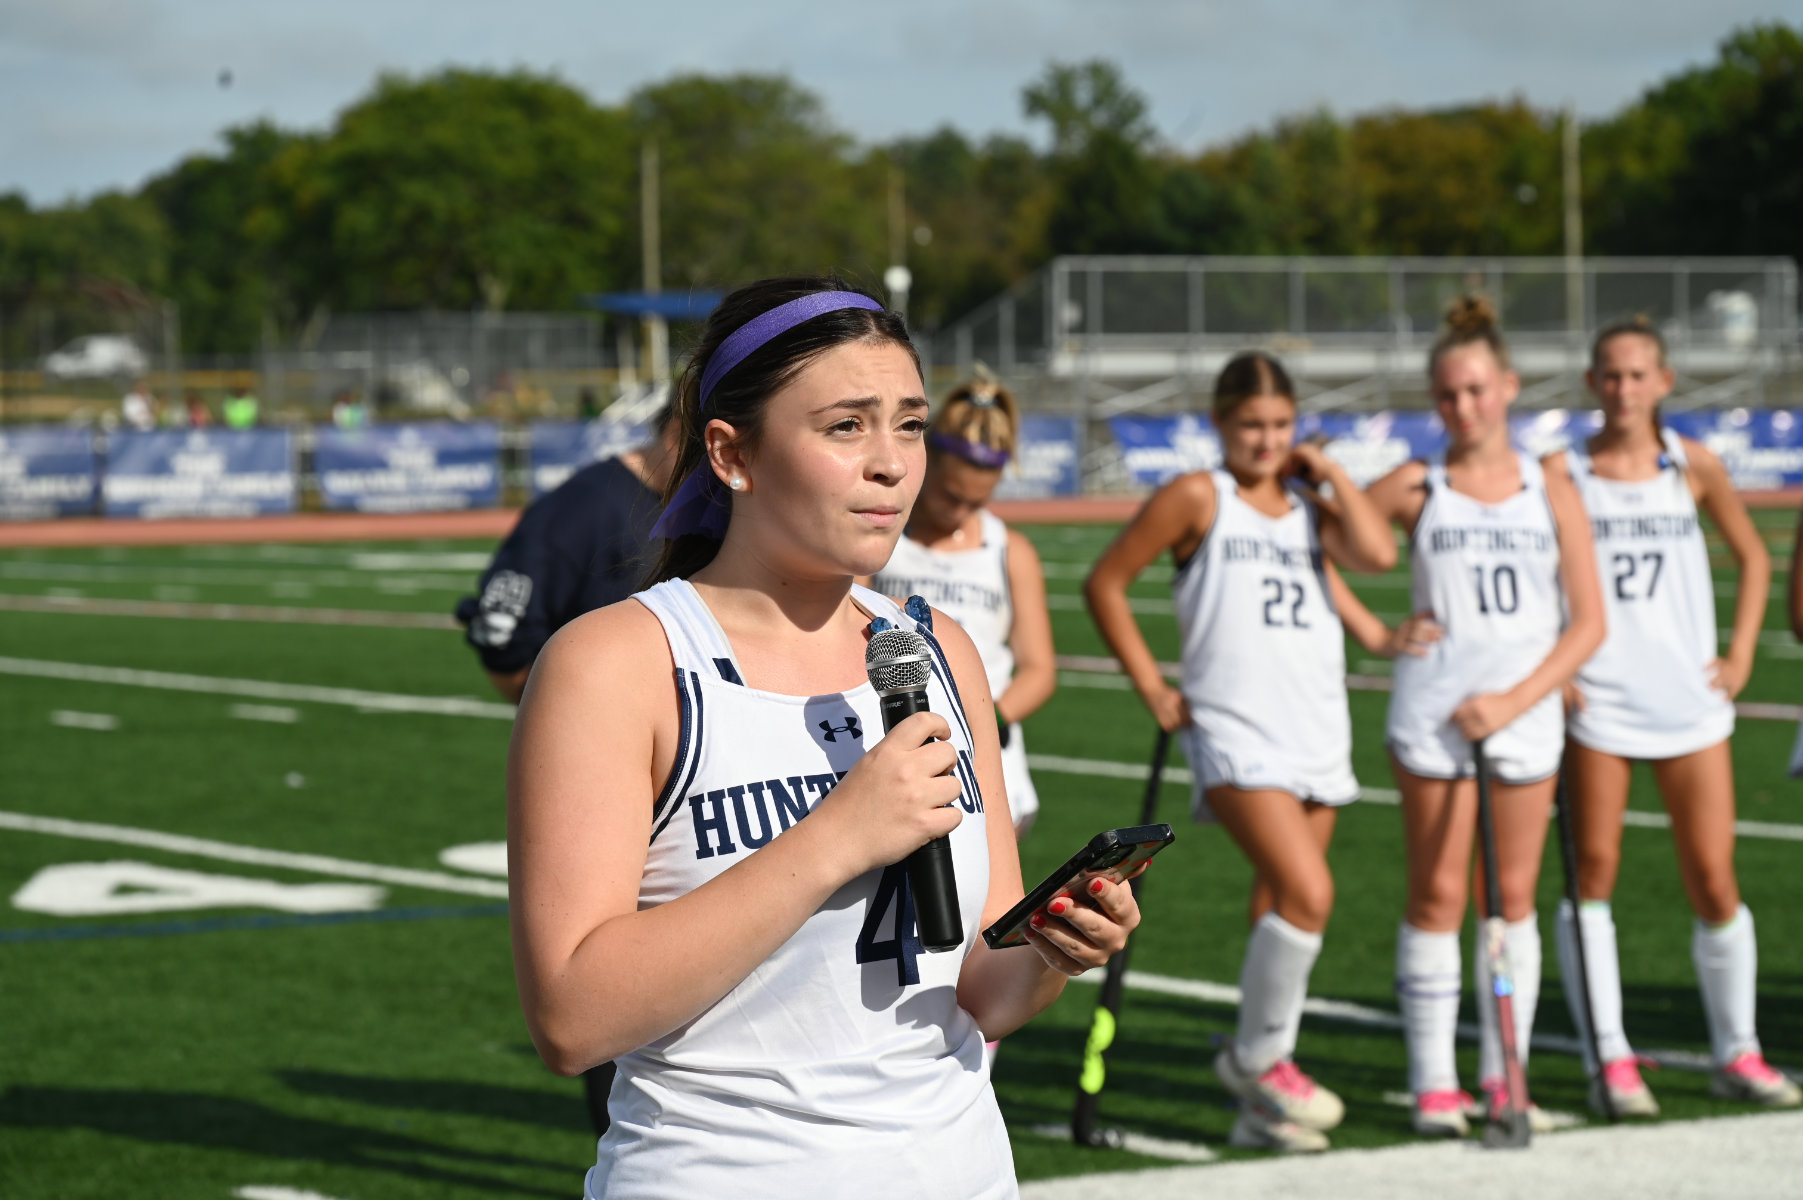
1089 878 1107 895
1049 899 1068 916
1030 914 1045 928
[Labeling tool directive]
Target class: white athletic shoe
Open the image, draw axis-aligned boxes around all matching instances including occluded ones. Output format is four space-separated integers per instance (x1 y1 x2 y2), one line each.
1411 1088 1473 1138
1482 1079 1556 1133
1711 1052 1803 1107
1592 1058 1660 1118
1228 1107 1330 1153
1214 1049 1345 1131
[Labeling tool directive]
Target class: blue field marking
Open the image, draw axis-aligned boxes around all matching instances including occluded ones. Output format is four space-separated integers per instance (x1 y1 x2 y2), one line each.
0 902 509 944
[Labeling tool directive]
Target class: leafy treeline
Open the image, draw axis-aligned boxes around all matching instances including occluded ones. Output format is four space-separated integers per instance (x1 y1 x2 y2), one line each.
1 22 1798 354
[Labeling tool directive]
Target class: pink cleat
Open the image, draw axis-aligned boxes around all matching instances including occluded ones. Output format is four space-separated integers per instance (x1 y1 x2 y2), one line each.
1711 1052 1802 1108
1593 1057 1660 1117
1411 1088 1475 1138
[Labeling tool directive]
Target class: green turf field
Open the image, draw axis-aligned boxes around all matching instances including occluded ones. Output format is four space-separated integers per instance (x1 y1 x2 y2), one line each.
1 509 1798 1196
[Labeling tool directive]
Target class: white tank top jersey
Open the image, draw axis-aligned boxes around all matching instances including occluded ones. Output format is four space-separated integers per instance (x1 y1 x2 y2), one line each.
873 511 1039 832
1386 453 1566 783
873 511 1015 699
587 580 1015 1200
1171 471 1357 803
1566 429 1734 759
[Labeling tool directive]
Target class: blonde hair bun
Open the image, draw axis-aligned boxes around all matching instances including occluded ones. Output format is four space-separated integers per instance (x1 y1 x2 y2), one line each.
1443 293 1500 338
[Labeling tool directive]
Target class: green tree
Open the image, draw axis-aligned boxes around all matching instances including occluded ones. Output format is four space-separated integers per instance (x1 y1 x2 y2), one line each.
270 69 633 319
629 73 884 291
143 122 297 353
1024 60 1176 255
1588 23 1803 264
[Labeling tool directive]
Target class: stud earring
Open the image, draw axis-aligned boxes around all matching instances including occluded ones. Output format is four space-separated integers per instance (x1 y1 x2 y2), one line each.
728 477 744 491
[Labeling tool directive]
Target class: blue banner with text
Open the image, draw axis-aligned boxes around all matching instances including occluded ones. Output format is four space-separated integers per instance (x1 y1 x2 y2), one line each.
315 422 500 512
527 421 649 497
0 427 98 518
102 429 294 518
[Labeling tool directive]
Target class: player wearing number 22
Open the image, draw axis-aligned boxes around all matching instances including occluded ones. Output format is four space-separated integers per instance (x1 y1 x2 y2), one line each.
1366 296 1606 1138
507 278 1143 1200
1086 352 1397 1153
1547 317 1798 1115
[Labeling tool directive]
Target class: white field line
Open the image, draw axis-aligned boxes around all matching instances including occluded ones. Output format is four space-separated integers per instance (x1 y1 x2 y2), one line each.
0 657 515 720
1052 654 1803 722
1028 751 1803 843
235 1186 354 1200
1018 1111 1803 1200
0 810 509 900
229 703 301 724
1063 965 1796 1081
1024 1123 1216 1164
0 560 469 592
50 710 118 732
0 593 460 630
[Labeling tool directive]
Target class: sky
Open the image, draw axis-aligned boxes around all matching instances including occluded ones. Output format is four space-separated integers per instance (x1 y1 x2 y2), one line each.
3 0 1801 205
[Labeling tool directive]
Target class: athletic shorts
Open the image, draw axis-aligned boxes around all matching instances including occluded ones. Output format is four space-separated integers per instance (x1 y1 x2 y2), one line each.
1385 688 1562 785
1000 725 1039 836
1178 724 1359 824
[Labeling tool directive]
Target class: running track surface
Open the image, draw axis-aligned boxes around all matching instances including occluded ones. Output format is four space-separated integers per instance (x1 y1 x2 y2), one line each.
4 490 1800 548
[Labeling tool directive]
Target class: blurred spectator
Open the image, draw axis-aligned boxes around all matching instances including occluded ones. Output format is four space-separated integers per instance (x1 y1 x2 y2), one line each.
184 390 213 428
577 386 602 420
331 389 369 429
223 384 260 429
121 380 157 431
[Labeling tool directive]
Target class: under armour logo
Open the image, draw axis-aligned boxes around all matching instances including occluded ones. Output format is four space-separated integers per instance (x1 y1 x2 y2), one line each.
818 716 863 743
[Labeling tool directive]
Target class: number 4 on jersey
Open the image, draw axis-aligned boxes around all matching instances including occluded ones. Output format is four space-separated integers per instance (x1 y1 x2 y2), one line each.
856 863 922 986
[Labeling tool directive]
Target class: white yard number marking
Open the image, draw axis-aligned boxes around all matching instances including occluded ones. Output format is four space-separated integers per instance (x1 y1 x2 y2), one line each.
12 861 385 917
438 842 508 877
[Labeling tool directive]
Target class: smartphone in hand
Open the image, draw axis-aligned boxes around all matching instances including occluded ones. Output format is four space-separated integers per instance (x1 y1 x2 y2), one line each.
982 825 1174 949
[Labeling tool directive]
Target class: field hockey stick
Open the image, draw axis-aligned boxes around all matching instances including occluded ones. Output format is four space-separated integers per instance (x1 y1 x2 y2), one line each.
1551 750 1616 1122
1474 738 1533 1149
1071 726 1172 1148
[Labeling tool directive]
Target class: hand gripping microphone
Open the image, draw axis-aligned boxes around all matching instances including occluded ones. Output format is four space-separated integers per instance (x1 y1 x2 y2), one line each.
865 627 963 953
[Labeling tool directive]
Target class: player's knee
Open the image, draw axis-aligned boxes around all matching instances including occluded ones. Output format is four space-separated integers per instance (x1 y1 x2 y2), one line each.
1282 874 1334 932
1574 844 1619 900
1408 873 1467 930
1691 871 1741 925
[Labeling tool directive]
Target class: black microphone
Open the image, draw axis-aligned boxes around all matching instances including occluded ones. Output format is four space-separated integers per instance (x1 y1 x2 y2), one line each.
865 627 962 953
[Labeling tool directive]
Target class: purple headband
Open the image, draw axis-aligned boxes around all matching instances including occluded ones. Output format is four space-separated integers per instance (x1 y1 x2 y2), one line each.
927 430 1011 469
651 291 888 541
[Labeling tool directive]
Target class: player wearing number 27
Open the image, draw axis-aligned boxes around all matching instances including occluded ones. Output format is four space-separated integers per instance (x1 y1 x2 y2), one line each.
1086 352 1397 1152
1546 316 1798 1115
506 278 1142 1200
1364 296 1605 1138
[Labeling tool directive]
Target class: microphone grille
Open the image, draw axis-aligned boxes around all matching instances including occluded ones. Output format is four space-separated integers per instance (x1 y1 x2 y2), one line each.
865 628 933 693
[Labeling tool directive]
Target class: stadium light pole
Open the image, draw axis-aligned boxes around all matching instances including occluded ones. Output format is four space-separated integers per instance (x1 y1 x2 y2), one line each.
642 137 669 386
885 162 911 323
1563 104 1584 343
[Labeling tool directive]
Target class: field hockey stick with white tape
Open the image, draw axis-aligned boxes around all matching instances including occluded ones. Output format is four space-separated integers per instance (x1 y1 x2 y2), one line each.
1475 738 1532 1149
1070 727 1171 1148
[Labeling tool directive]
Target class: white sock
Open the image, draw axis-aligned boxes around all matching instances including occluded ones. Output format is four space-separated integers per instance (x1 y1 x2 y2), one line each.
1396 923 1462 1095
1555 899 1632 1071
1693 904 1761 1065
1233 912 1323 1074
1475 912 1542 1085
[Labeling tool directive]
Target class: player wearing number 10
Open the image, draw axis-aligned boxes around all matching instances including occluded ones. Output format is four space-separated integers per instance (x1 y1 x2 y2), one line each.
1086 352 1397 1152
1545 317 1799 1114
1365 296 1606 1138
